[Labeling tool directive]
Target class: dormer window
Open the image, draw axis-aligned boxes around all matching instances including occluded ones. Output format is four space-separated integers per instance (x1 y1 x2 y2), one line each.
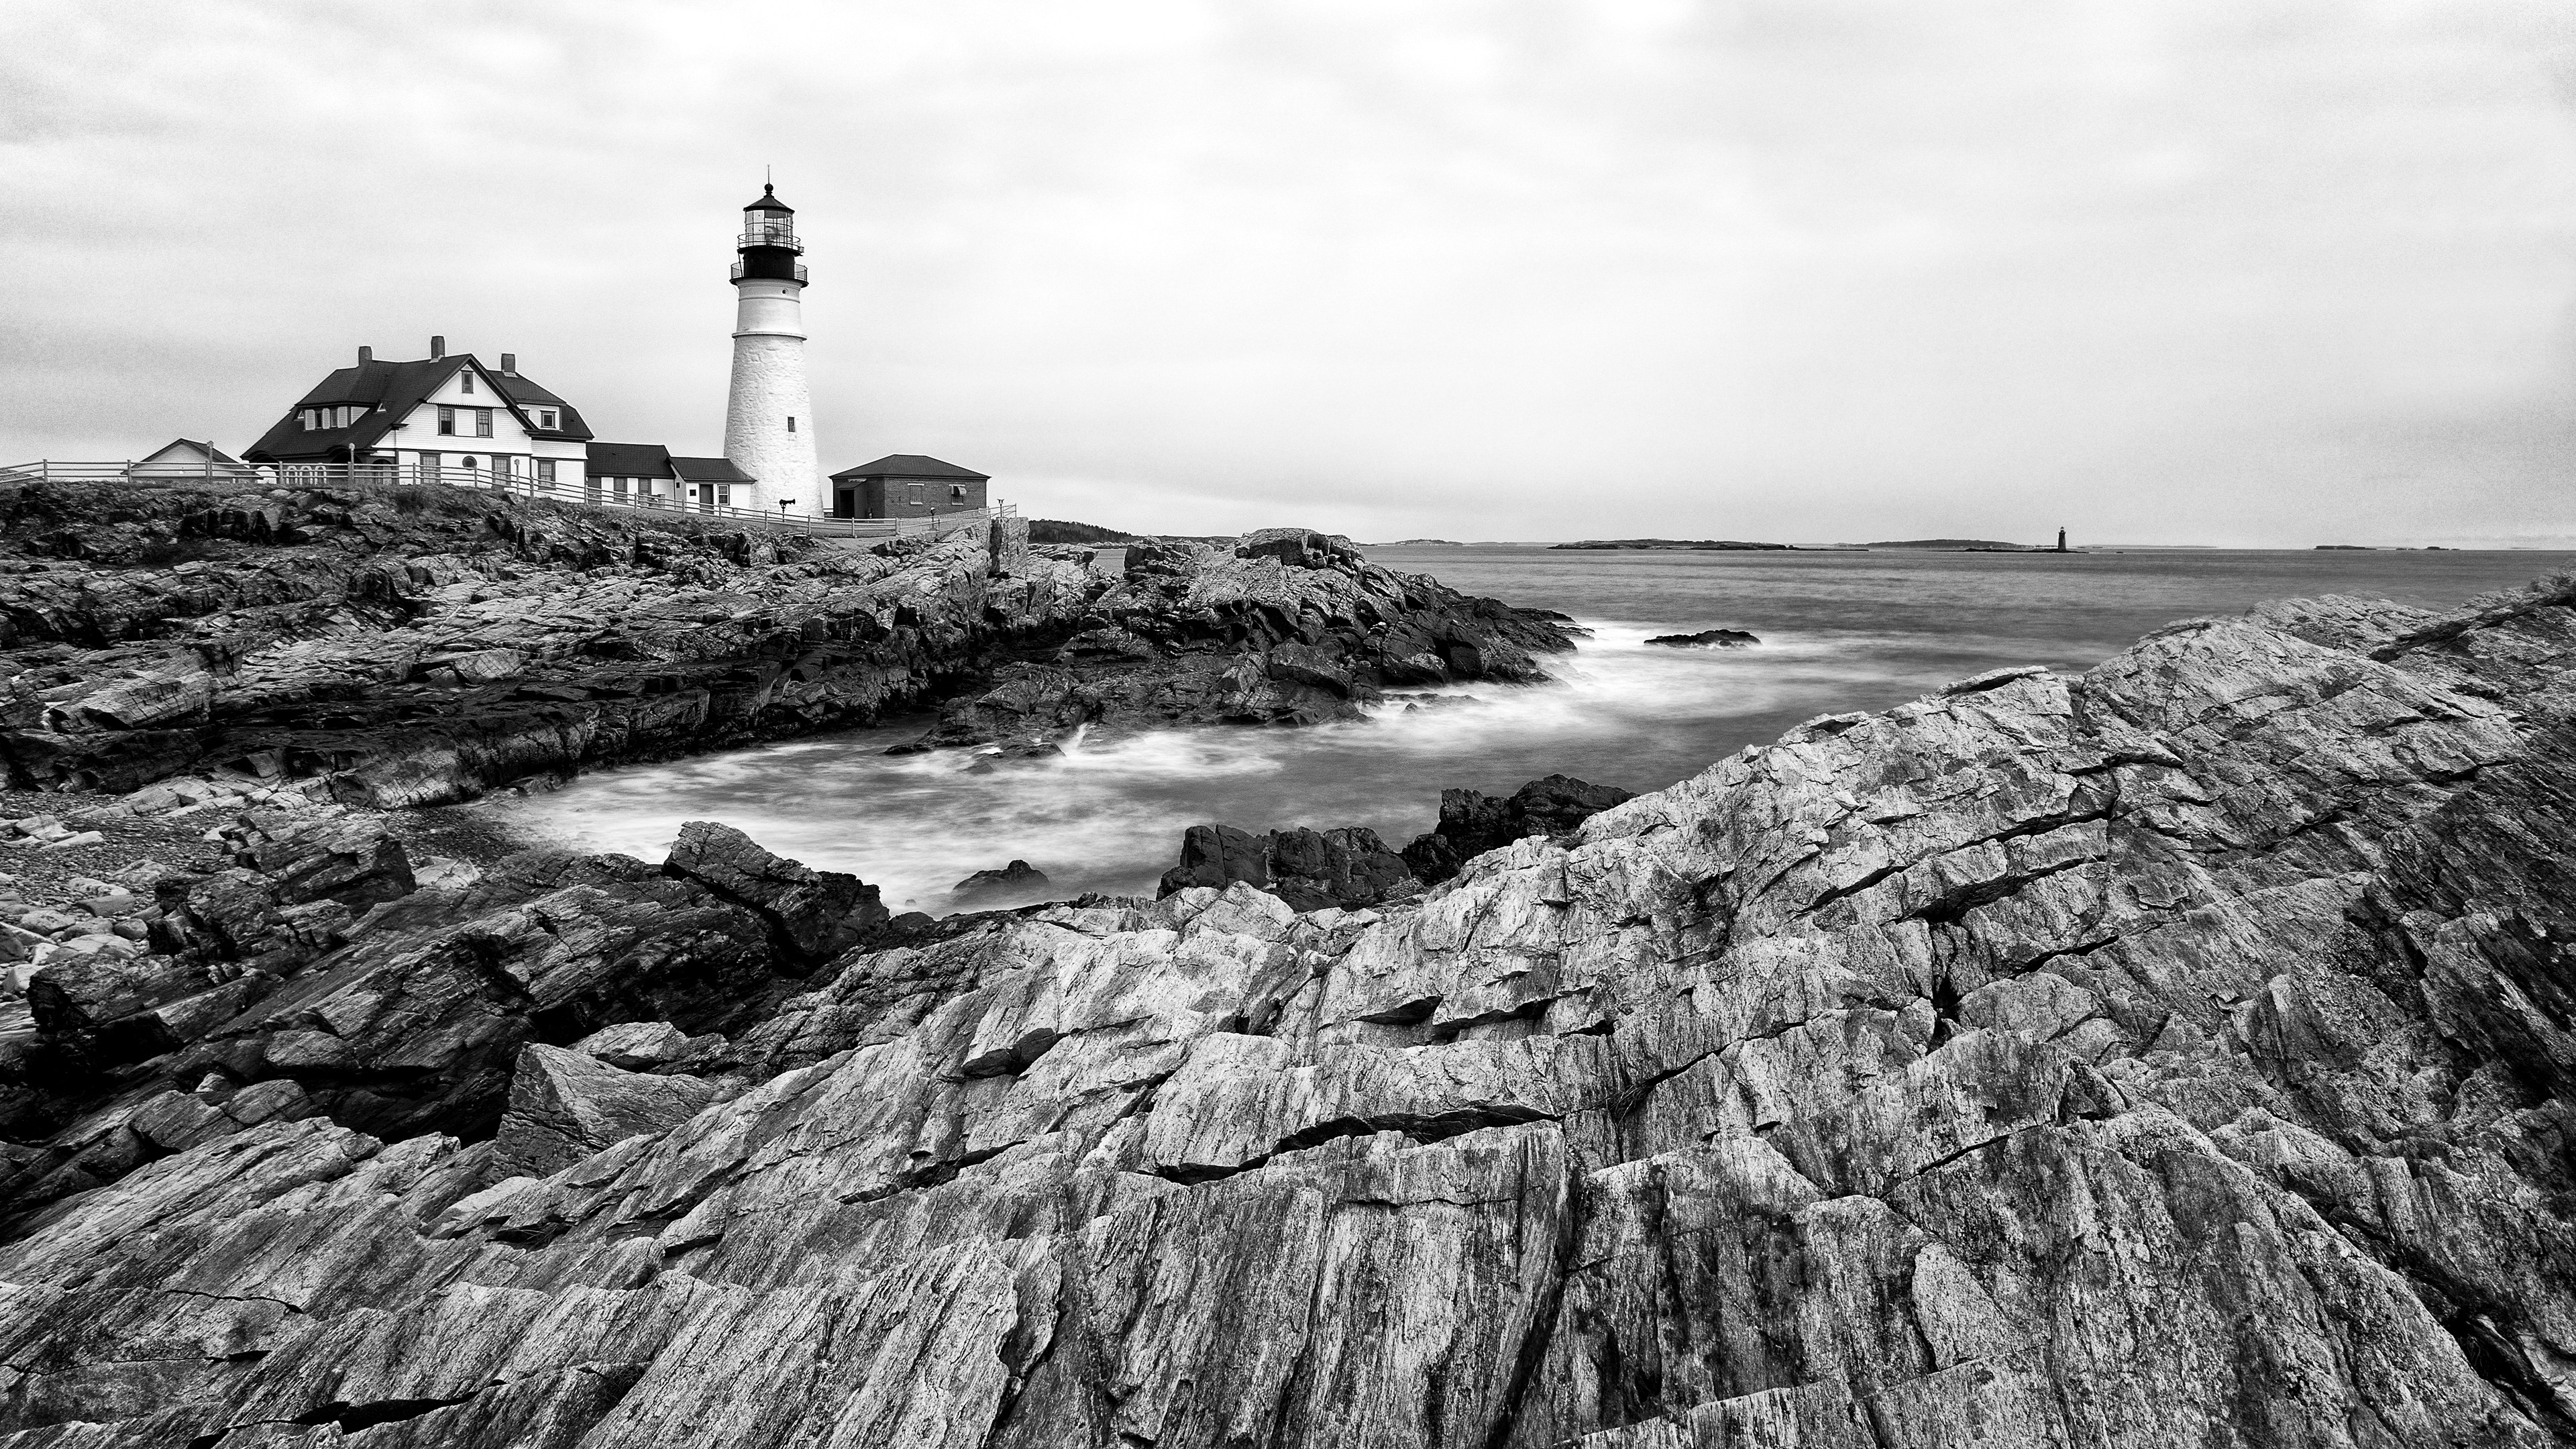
299 405 363 431
539 409 557 429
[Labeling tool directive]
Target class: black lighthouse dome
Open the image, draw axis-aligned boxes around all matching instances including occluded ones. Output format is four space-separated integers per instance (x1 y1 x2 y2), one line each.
734 182 806 286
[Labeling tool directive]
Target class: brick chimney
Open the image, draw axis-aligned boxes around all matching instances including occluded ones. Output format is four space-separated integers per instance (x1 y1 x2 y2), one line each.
500 353 517 374
430 335 445 360
358 345 373 364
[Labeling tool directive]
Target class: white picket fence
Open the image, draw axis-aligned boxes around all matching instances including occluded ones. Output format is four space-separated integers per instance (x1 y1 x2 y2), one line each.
0 460 1014 541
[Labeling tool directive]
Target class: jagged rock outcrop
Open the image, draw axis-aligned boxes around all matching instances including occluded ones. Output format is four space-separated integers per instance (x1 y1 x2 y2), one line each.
0 485 1568 802
5 576 2576 1444
897 525 1573 752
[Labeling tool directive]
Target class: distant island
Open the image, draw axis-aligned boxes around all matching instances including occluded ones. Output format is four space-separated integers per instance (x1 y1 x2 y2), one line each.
1373 538 1465 546
1864 538 2045 551
1030 519 1138 545
1550 539 1794 551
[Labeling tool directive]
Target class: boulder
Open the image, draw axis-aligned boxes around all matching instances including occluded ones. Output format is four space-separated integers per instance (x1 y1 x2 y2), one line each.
491 1043 719 1178
232 814 416 910
663 820 885 963
572 1020 692 1069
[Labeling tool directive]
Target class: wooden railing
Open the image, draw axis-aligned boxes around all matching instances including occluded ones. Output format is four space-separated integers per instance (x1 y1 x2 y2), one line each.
0 460 1015 541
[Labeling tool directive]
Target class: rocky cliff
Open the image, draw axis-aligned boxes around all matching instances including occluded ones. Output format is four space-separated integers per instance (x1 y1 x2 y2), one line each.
0 483 1571 804
3 571 2576 1446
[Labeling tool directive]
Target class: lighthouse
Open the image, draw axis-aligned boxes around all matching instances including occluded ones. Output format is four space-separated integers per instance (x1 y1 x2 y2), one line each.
722 183 818 508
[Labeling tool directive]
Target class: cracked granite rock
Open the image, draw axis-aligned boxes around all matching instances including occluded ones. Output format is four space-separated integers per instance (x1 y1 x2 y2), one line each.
4 576 2576 1445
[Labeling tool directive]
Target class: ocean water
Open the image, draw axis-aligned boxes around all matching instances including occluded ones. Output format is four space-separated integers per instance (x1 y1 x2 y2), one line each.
500 547 2573 914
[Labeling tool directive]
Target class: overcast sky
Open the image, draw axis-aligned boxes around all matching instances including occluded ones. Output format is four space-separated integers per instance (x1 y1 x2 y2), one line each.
5 1 2573 545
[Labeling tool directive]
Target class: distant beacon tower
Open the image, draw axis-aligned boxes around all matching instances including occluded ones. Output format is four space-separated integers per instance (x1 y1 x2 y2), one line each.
723 182 818 506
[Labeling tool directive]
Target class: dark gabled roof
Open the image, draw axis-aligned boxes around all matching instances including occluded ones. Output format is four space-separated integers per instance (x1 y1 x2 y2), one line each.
745 183 792 214
586 442 674 478
246 353 591 461
671 456 754 484
828 453 988 482
490 374 594 442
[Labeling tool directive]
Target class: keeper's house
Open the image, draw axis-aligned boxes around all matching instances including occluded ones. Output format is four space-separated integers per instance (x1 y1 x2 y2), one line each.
244 338 594 490
826 454 988 519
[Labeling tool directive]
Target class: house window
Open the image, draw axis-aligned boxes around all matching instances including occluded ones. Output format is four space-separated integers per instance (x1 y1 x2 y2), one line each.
460 372 474 394
474 409 493 437
537 459 556 485
786 416 796 433
437 407 456 435
949 484 967 504
417 451 440 482
462 456 480 470
612 476 629 499
493 455 514 478
906 483 923 506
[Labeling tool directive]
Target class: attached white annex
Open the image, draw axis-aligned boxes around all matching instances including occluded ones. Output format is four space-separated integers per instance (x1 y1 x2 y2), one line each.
244 340 594 490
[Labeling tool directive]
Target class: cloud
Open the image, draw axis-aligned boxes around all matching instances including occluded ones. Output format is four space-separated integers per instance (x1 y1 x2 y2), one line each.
3 0 2572 545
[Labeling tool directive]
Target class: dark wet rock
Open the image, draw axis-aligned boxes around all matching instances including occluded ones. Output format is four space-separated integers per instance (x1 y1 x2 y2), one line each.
1157 823 1271 894
1644 627 1760 647
951 859 1051 905
1159 822 1417 912
1400 773 1637 884
16 577 2576 1445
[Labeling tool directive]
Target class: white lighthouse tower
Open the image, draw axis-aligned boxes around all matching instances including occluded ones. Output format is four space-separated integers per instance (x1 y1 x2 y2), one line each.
722 183 818 508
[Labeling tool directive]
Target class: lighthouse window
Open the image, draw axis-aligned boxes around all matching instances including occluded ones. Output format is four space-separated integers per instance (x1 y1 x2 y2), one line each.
786 417 796 433
437 407 456 435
